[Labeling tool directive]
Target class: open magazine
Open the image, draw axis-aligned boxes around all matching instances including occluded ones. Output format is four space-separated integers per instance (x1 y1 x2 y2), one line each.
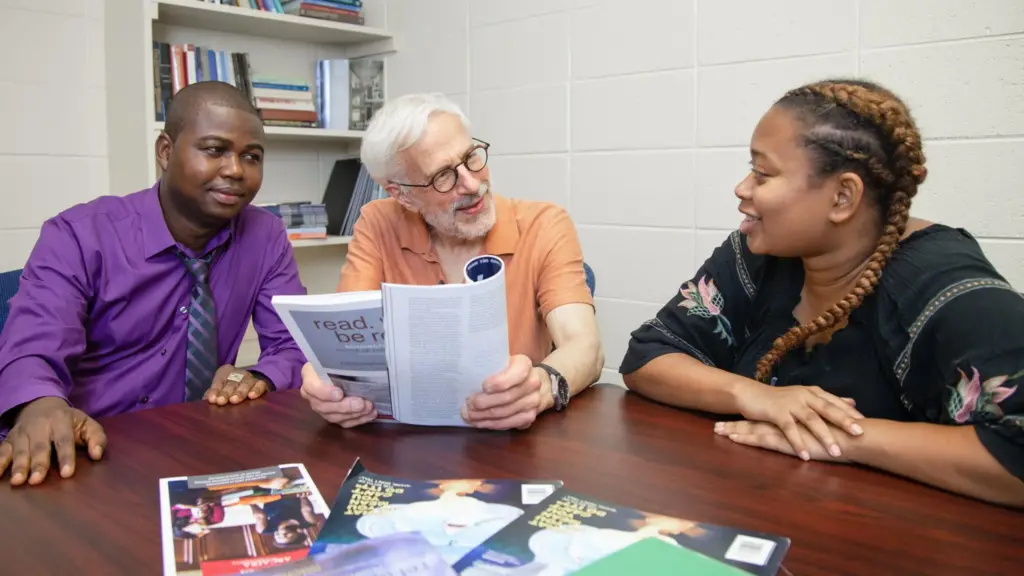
158 463 331 576
451 489 791 576
272 255 509 427
307 459 563 568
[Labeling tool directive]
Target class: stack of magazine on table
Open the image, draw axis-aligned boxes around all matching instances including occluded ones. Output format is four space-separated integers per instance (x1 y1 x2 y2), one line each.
271 254 511 427
159 459 791 575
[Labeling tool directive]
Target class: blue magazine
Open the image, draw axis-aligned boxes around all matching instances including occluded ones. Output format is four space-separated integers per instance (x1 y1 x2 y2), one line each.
452 489 791 576
308 460 562 567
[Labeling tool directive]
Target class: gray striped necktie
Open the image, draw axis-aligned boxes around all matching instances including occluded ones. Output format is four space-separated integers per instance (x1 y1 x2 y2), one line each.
180 251 218 401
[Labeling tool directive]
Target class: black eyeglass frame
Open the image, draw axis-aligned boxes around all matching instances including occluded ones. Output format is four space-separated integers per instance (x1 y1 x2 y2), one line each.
389 139 491 193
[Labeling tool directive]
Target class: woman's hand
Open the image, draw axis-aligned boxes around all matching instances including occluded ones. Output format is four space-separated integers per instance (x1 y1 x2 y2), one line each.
715 420 851 463
734 383 865 461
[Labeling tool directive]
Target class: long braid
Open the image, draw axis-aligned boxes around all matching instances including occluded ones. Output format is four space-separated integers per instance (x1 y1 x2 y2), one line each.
753 81 928 383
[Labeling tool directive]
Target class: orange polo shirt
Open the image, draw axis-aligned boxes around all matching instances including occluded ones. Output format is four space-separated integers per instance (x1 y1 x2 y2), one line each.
337 194 594 363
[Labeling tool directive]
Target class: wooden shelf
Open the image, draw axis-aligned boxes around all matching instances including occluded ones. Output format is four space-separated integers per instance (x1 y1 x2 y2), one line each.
154 0 393 47
152 122 364 142
289 235 352 249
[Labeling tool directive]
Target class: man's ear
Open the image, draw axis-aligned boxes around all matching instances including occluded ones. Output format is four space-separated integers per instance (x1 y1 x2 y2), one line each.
385 183 416 211
829 172 865 225
155 132 174 174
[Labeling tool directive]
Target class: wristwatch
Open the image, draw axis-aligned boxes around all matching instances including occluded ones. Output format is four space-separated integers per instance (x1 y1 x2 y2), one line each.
535 363 569 411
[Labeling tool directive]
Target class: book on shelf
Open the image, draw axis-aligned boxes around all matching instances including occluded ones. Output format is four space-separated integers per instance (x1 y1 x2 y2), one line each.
316 54 385 131
158 463 331 576
324 160 386 236
151 41 254 122
452 488 791 576
284 0 366 25
252 77 319 128
271 254 510 427
151 45 320 129
259 201 329 240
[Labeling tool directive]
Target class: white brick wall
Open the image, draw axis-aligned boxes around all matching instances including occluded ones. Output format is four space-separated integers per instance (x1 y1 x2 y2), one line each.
384 0 1024 378
0 0 108 271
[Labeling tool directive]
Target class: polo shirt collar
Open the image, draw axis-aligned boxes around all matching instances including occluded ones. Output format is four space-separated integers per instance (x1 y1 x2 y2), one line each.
397 194 519 258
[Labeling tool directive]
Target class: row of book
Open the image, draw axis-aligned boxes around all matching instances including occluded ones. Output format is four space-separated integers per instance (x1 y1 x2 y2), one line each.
152 41 321 128
197 0 366 25
254 159 383 242
325 158 386 237
259 202 329 240
159 460 792 575
150 41 385 132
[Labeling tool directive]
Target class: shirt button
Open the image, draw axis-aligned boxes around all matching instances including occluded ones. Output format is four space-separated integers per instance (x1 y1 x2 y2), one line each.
140 396 149 404
161 349 167 356
179 306 188 314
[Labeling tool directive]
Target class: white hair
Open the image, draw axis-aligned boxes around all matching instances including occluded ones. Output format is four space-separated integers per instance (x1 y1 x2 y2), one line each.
359 93 471 183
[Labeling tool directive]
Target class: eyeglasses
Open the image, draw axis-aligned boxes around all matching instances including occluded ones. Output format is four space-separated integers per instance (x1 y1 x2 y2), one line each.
391 139 490 193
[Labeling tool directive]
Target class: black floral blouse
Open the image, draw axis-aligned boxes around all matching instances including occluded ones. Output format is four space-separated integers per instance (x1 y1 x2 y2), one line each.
620 225 1024 480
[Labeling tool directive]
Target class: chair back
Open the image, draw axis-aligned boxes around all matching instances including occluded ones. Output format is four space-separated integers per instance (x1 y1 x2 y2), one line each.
0 269 22 333
583 262 595 296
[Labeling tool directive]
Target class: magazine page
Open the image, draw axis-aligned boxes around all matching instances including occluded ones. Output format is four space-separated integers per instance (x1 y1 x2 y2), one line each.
272 291 397 421
158 463 331 576
309 460 561 567
242 532 455 576
382 255 510 426
452 489 791 576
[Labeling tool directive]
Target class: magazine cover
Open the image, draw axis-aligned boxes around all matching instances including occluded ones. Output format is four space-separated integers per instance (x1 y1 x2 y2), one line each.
451 489 791 576
272 291 397 422
158 463 330 576
309 460 562 566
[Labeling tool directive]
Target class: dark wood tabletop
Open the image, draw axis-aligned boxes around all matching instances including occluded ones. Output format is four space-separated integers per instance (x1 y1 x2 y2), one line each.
0 384 1020 575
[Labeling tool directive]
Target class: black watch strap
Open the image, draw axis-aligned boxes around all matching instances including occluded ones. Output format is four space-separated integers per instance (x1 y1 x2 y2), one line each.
535 362 569 411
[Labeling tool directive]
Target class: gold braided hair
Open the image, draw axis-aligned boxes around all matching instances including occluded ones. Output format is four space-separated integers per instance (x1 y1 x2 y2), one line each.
753 80 928 383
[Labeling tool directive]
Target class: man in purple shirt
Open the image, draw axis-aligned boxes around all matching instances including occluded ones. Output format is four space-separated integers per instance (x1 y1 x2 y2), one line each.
0 81 307 487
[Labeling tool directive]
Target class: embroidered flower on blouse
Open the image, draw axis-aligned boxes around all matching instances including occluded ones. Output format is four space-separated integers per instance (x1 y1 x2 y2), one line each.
679 276 734 346
947 366 1020 424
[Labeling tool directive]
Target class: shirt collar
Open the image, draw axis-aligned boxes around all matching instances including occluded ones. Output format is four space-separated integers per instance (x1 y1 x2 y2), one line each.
398 194 519 258
140 179 236 260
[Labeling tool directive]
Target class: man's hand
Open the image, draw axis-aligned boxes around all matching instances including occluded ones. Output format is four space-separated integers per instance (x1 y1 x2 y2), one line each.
300 363 377 428
205 365 270 405
0 397 107 486
462 355 546 430
714 419 851 463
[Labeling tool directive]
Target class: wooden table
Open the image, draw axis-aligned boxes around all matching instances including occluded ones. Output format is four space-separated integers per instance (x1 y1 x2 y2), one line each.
0 384 1020 575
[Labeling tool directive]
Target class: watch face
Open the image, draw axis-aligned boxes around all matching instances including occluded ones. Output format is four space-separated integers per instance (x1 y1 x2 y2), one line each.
556 378 569 409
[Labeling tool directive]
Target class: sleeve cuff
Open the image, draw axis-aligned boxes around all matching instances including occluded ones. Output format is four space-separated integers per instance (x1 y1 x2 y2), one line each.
975 423 1024 482
249 355 302 392
0 378 68 441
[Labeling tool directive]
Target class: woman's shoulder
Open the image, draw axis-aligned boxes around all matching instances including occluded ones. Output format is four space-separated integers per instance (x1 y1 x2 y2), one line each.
880 222 1016 301
876 222 1020 333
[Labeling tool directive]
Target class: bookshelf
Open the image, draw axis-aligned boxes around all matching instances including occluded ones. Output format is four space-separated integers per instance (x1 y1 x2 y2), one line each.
152 121 367 142
155 0 393 48
103 1 394 366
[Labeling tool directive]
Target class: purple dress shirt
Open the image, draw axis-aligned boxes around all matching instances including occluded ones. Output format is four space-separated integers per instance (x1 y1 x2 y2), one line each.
0 182 307 438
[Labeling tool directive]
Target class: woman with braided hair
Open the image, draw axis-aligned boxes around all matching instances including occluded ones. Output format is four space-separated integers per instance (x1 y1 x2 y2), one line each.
620 79 1024 507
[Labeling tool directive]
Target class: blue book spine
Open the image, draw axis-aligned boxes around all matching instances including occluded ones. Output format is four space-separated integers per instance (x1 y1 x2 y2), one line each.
251 82 310 91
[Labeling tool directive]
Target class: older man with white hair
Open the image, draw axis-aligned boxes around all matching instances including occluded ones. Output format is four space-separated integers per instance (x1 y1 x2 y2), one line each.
299 93 604 431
